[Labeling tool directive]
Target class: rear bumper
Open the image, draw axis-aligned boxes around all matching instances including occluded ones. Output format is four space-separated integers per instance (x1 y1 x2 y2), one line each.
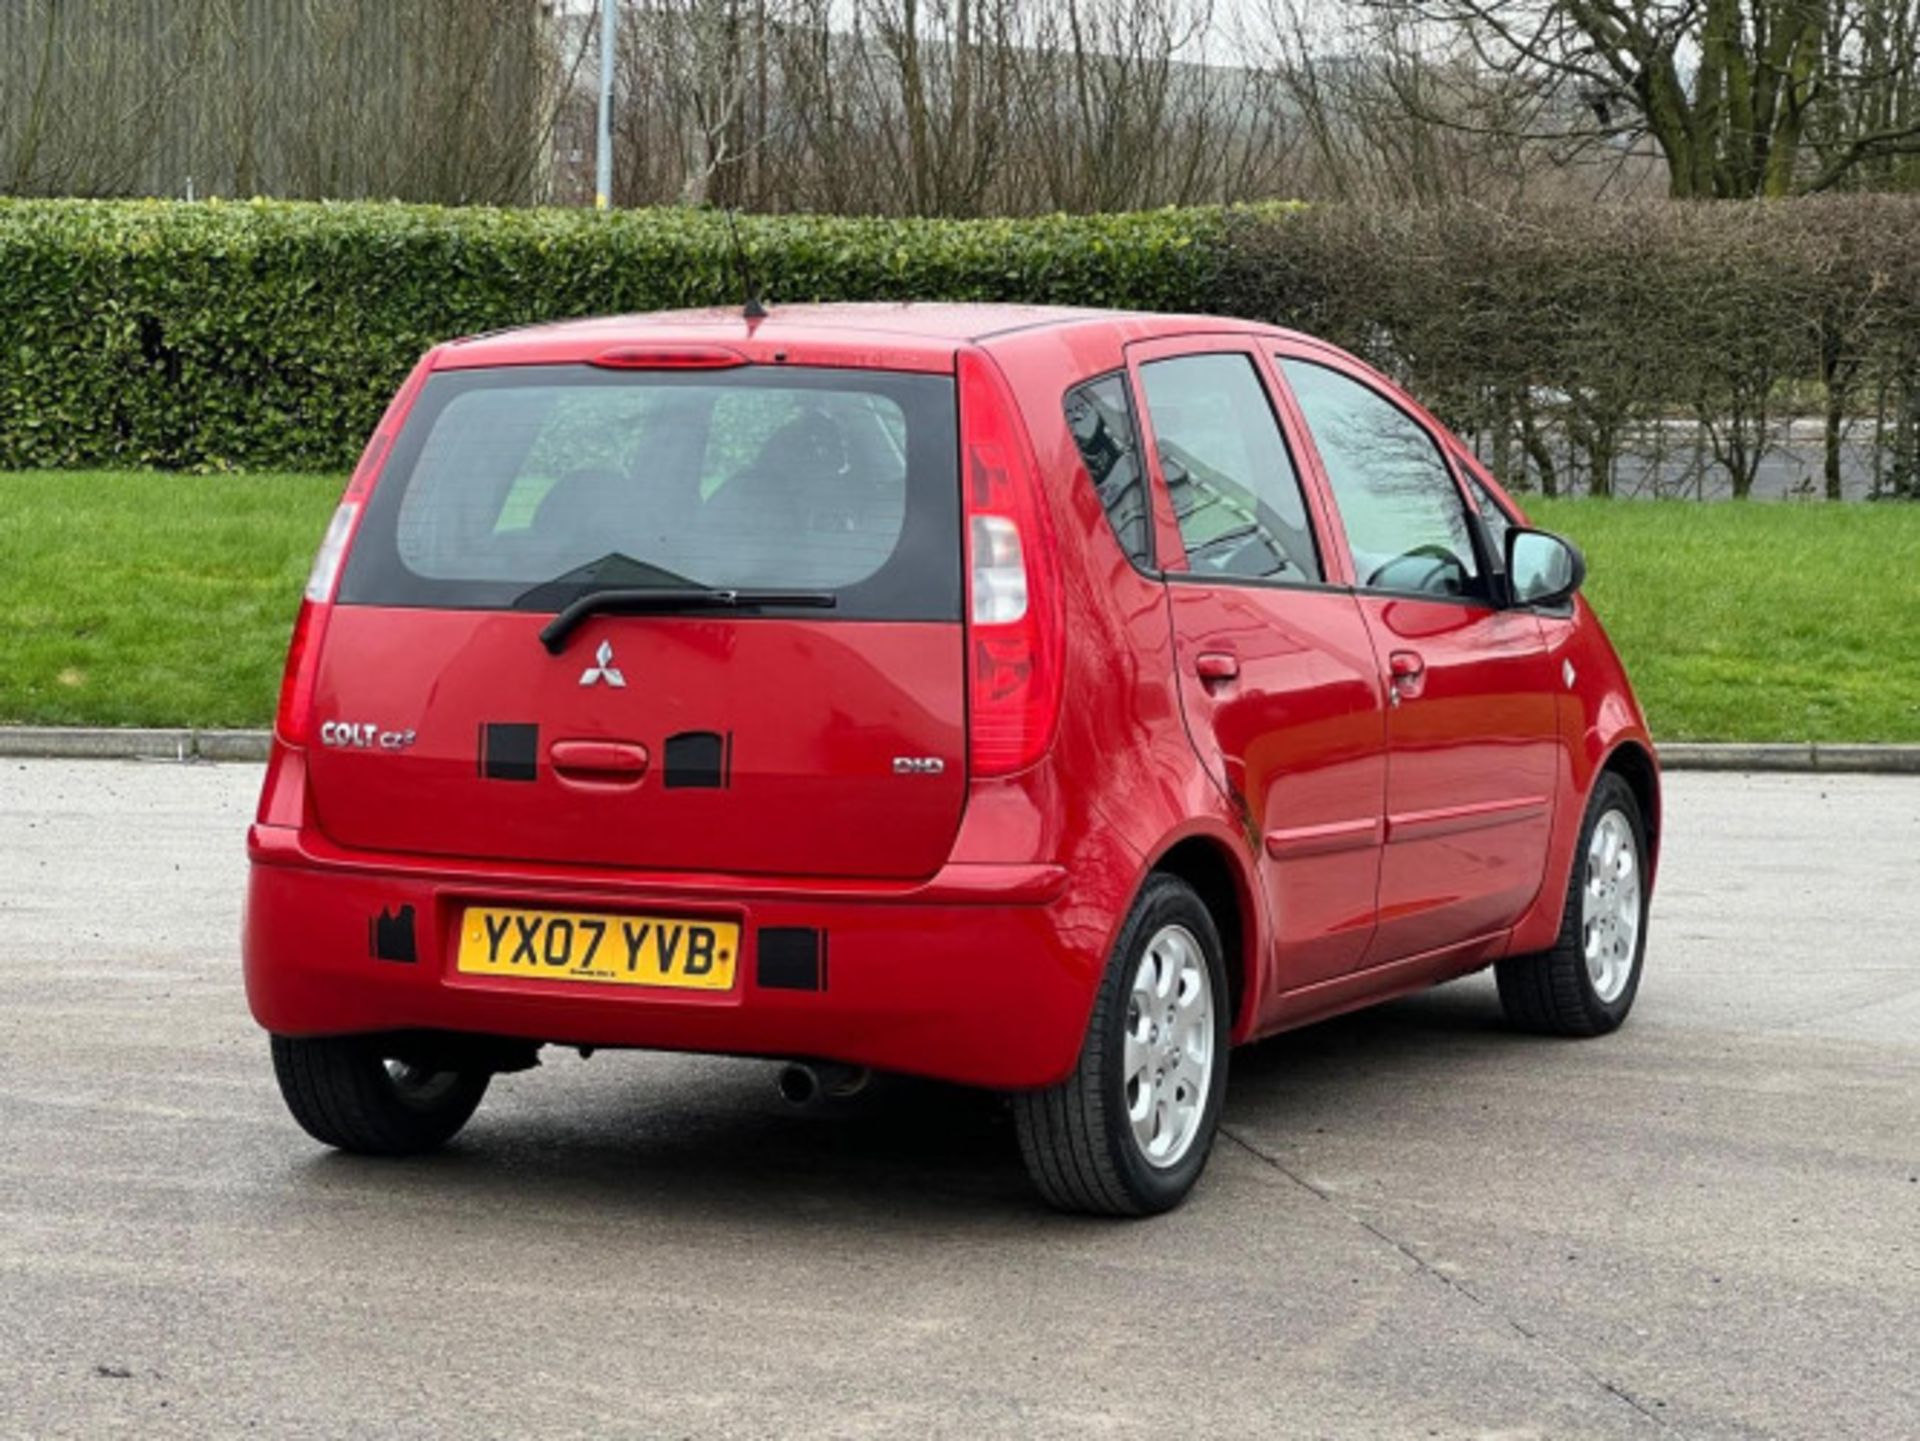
243 825 1102 1090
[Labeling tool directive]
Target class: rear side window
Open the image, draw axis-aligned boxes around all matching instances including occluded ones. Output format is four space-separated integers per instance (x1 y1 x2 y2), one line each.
341 365 960 621
1280 359 1481 599
1064 374 1151 569
1136 353 1322 583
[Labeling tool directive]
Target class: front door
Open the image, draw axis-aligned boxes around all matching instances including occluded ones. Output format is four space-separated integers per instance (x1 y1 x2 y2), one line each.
1275 353 1560 964
1128 338 1389 997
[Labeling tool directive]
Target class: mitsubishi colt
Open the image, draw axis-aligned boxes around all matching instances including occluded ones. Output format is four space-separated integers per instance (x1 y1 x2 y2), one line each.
244 304 1659 1215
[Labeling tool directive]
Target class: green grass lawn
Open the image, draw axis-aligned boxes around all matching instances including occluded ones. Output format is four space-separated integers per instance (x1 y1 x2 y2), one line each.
0 472 344 729
1530 497 1920 743
0 472 1915 740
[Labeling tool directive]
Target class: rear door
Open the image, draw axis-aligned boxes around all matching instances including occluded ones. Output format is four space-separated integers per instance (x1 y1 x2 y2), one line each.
1127 335 1389 992
307 360 967 880
1275 352 1559 963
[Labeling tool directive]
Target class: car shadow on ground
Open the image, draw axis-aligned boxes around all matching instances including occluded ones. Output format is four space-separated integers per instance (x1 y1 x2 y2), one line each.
304 1058 1038 1220
1229 974 1517 1089
295 975 1529 1220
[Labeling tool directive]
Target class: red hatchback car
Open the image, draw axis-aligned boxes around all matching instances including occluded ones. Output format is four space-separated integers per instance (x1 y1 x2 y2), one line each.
246 304 1658 1214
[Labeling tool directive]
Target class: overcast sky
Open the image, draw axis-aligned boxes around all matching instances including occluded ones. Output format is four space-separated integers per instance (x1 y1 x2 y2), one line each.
548 0 1317 68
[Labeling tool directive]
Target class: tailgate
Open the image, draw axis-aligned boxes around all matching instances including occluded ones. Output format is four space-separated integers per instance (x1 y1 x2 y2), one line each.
306 359 966 880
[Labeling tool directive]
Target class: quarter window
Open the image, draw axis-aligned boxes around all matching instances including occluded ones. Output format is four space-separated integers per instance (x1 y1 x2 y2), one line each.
1137 353 1322 584
1463 469 1514 563
1064 375 1152 569
1280 360 1481 598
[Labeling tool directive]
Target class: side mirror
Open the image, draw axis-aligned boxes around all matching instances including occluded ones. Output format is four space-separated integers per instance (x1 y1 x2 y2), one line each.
1505 528 1585 608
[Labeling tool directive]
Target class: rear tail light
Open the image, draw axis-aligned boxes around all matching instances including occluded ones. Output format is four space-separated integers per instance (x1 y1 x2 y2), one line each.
274 351 437 748
304 502 358 603
275 500 361 747
969 515 1028 622
960 351 1063 777
273 599 323 747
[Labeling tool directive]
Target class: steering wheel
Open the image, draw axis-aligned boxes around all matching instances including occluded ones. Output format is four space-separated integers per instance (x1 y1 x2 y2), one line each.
1365 544 1466 596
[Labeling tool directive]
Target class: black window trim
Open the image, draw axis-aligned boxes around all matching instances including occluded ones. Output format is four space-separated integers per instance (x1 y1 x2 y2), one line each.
1161 568 1347 598
1446 444 1519 573
1129 347 1340 596
1452 457 1581 617
1437 434 1590 615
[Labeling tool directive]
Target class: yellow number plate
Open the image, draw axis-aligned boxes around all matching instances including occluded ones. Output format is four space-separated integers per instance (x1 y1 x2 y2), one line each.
456 906 738 991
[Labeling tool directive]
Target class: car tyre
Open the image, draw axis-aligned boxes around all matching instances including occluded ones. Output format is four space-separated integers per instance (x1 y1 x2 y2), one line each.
270 1035 490 1155
1496 771 1649 1037
1013 874 1230 1216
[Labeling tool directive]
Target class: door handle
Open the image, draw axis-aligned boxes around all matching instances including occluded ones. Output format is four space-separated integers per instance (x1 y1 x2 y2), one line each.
1194 652 1240 685
1387 650 1425 704
549 739 650 785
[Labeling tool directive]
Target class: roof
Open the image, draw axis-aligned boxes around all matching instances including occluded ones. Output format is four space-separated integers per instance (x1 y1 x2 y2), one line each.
434 302 1273 372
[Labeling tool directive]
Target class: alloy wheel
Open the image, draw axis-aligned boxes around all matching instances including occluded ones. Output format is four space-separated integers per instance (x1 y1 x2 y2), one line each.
1582 809 1641 1003
1122 923 1216 1168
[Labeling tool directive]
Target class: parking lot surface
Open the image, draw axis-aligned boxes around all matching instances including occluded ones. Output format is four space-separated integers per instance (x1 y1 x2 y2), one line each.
1 761 1915 1439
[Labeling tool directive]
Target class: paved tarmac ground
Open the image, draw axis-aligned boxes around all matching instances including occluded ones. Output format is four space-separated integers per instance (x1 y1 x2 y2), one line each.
0 761 1915 1439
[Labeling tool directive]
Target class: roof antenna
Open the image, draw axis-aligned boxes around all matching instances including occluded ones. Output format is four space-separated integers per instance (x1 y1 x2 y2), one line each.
722 208 767 321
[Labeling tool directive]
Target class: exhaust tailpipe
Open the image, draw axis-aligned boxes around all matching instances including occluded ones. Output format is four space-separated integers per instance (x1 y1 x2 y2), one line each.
776 1061 870 1105
776 1062 818 1105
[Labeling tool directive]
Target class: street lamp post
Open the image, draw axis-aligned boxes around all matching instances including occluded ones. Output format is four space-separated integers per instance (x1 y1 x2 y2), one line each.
595 0 616 209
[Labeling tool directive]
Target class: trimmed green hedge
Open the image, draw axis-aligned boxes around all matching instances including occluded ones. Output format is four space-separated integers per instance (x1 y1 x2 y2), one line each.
9 194 1920 491
0 199 1244 471
1218 197 1920 499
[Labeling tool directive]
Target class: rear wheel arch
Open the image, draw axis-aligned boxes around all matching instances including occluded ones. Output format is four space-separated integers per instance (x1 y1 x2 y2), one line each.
1144 834 1256 1037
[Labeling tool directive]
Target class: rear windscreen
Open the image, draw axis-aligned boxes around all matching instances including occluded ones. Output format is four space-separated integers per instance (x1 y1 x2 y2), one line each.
340 364 961 620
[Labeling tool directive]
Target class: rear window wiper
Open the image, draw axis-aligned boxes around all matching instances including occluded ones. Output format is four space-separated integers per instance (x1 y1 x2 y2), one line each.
539 587 837 654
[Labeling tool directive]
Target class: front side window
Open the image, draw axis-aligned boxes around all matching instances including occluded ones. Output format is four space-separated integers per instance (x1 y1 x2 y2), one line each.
1064 374 1152 569
1136 353 1322 584
1280 359 1481 599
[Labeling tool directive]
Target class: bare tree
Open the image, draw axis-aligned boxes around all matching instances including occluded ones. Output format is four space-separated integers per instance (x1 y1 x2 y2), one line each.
614 0 757 206
1343 0 1920 198
594 0 1303 214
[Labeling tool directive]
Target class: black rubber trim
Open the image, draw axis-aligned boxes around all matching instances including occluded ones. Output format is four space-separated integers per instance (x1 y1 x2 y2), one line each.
368 905 418 963
481 722 539 782
757 927 823 991
664 730 727 789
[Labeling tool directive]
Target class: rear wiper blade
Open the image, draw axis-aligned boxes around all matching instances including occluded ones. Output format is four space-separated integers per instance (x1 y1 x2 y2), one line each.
514 552 698 610
539 587 837 654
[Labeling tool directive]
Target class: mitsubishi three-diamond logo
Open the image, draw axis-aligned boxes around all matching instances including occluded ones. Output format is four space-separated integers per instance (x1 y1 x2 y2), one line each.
579 640 626 688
